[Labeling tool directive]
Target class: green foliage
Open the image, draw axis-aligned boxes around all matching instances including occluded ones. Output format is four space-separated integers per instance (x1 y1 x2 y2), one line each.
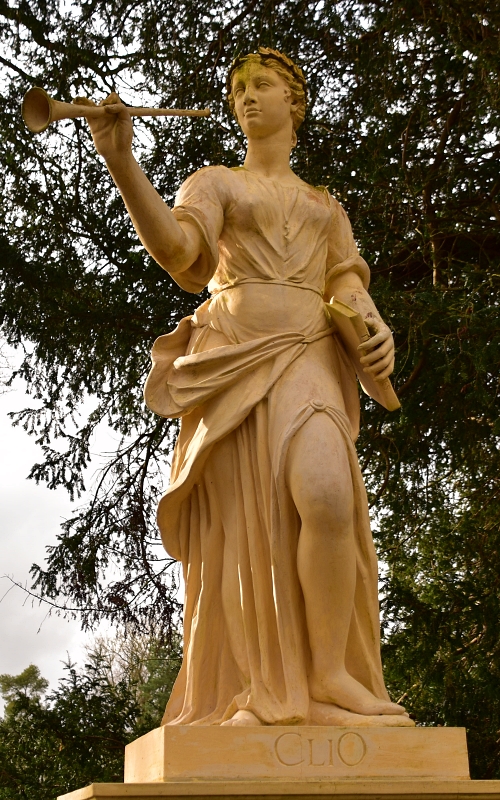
0 665 49 716
0 0 499 780
0 635 182 799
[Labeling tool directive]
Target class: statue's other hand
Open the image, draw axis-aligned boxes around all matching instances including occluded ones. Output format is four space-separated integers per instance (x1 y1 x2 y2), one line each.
358 319 395 382
84 92 133 162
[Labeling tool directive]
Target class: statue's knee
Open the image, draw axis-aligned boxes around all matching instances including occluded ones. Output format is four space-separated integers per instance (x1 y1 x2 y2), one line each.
287 418 353 527
299 485 353 534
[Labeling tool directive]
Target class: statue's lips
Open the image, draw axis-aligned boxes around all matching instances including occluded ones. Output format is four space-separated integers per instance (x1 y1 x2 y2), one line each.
244 108 261 116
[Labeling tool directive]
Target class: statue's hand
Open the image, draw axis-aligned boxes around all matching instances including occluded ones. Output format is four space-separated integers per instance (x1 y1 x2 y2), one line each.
76 92 133 162
358 319 395 382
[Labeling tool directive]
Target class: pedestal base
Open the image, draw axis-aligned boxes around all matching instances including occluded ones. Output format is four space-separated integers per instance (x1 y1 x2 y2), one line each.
56 726 500 800
58 778 500 800
124 726 469 782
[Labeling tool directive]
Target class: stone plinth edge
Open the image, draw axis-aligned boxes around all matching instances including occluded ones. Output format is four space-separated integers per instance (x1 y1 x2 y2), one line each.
58 778 500 800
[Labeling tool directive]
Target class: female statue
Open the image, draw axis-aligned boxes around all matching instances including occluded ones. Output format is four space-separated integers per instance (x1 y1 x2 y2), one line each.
86 47 411 727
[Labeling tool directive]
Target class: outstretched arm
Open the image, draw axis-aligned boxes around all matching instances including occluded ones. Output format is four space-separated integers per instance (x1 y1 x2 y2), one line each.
83 93 202 275
328 271 395 383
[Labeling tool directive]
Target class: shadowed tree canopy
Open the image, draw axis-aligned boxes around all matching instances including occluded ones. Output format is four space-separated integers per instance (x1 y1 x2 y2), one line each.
0 0 499 780
0 633 182 799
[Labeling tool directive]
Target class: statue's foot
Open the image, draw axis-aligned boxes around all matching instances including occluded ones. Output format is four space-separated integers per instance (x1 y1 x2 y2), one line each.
310 670 405 717
221 709 262 726
308 700 415 727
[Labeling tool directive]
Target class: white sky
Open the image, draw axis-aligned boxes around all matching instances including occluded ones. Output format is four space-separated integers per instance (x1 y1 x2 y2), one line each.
0 372 111 709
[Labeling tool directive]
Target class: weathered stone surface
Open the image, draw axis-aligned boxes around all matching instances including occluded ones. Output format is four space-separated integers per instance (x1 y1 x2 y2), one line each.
123 726 469 782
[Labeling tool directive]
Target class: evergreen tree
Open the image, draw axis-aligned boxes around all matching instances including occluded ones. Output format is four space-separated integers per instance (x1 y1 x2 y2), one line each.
0 634 182 799
0 0 499 778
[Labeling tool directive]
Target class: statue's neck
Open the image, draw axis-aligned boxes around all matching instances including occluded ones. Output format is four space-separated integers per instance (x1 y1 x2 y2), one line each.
243 130 295 183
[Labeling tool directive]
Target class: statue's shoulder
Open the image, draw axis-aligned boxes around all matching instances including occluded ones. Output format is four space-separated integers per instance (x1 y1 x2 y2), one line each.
187 164 233 181
324 189 344 208
180 164 237 194
323 190 352 221
316 184 331 199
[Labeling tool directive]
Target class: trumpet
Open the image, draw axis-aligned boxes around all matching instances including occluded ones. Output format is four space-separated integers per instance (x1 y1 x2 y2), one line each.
22 87 211 134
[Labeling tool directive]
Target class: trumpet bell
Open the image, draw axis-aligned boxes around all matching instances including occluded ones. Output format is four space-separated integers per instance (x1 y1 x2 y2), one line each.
22 87 55 133
22 87 86 133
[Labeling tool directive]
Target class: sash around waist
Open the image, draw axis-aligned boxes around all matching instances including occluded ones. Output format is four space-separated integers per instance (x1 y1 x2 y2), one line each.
145 313 338 421
211 277 324 297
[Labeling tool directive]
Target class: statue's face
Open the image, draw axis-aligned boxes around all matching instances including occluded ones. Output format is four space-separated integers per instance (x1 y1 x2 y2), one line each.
232 62 296 140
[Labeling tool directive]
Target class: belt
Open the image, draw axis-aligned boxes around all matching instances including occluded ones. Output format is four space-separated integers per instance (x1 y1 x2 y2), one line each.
212 277 324 297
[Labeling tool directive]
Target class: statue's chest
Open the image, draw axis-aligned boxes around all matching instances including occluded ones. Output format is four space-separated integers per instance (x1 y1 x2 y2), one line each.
225 182 331 245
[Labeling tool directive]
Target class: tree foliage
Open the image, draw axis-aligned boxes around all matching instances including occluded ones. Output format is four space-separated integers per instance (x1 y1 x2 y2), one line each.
0 634 181 799
0 0 499 780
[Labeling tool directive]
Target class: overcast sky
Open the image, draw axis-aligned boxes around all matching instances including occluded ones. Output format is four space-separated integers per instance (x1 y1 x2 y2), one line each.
0 372 111 709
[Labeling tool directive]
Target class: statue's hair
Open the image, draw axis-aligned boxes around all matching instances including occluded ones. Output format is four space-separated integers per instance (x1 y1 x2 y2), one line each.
226 47 307 132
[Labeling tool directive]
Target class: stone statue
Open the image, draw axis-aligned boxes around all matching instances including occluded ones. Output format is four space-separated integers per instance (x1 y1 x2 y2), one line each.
86 47 413 728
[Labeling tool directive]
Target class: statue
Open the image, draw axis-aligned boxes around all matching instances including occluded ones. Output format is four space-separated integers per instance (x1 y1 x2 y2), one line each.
85 47 413 729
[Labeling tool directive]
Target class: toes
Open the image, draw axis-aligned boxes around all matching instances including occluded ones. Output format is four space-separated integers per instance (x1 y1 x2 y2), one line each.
221 710 262 726
377 702 406 715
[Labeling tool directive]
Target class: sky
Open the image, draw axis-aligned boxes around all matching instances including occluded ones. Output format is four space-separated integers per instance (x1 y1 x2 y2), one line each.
0 369 110 710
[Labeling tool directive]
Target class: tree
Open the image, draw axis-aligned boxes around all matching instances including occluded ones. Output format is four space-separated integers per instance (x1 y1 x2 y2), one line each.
0 665 49 716
0 0 499 779
0 634 182 799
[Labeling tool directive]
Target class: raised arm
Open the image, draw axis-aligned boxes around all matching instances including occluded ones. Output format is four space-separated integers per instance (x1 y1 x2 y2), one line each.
83 93 202 275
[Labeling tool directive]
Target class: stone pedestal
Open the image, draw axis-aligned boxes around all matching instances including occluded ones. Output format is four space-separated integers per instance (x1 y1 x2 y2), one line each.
57 726 500 800
124 726 469 782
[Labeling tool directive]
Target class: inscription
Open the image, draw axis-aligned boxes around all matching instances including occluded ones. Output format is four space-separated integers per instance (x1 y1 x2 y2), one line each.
274 732 366 768
337 732 366 766
275 733 303 766
307 738 329 766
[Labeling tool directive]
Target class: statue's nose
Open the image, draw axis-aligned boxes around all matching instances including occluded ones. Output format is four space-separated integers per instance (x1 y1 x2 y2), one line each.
243 87 257 105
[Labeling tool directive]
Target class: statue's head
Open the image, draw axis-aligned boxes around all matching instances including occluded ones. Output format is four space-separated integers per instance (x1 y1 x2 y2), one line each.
226 47 307 146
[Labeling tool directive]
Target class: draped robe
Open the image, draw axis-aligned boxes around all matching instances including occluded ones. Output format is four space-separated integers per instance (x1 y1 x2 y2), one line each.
144 166 391 725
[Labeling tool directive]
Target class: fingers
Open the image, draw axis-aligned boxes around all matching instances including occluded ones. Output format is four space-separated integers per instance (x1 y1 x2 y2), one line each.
363 351 394 377
373 363 395 382
358 323 394 379
104 103 129 116
358 330 387 352
71 93 131 119
71 93 127 112
100 92 122 106
358 324 395 379
362 345 394 370
79 90 133 159
97 92 130 118
72 96 97 107
359 340 393 366
104 103 132 121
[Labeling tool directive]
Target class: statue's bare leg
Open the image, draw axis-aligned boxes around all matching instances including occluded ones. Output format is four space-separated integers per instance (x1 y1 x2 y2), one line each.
287 412 404 717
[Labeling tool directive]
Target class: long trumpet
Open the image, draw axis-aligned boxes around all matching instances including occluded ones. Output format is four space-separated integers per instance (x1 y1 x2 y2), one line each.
22 87 211 134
